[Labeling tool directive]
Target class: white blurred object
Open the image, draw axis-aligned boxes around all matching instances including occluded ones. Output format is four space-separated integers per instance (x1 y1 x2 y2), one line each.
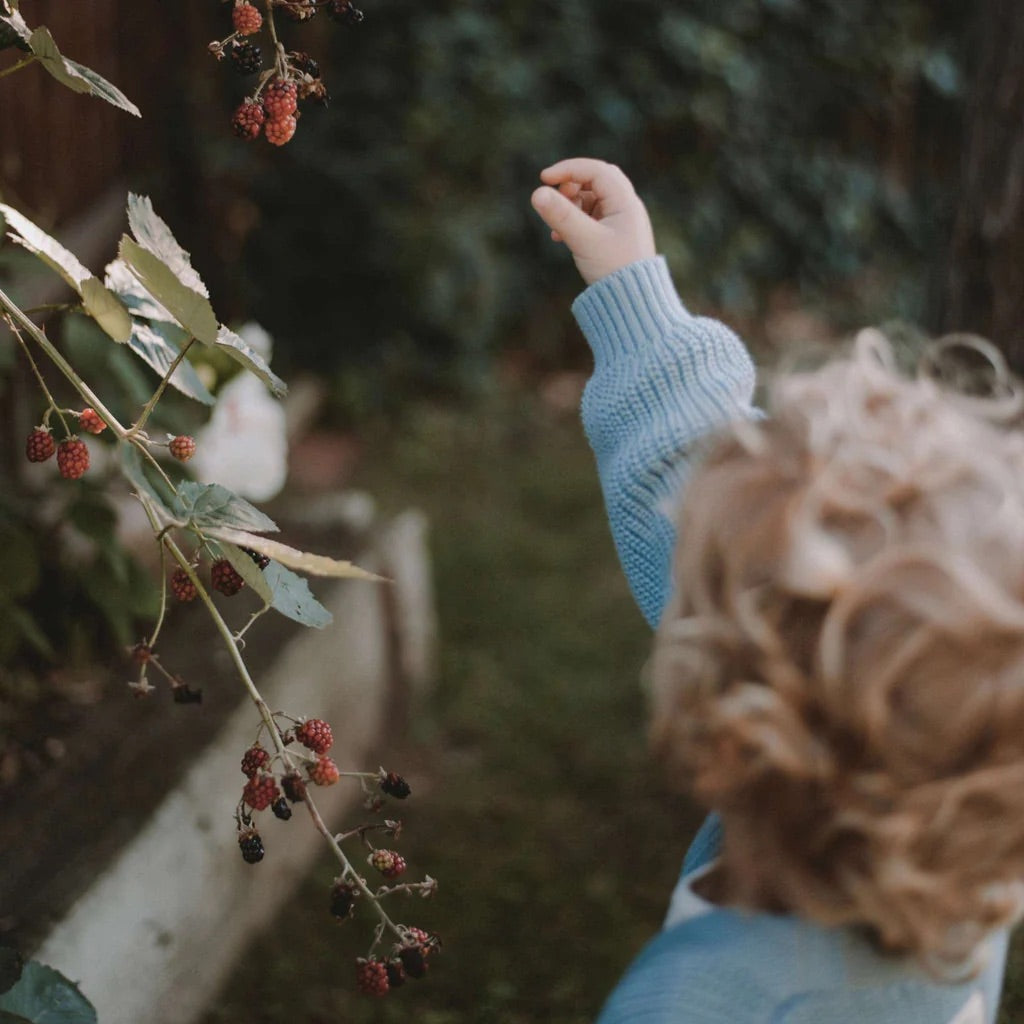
192 323 289 501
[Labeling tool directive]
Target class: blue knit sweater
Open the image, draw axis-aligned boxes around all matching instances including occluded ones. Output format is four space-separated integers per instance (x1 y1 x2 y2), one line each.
573 258 1008 1024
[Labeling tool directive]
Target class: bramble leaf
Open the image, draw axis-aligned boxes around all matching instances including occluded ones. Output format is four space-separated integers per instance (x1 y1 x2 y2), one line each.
119 444 176 519
173 482 279 534
27 27 140 116
126 195 208 297
128 321 215 405
205 528 384 582
219 543 274 606
103 259 176 322
118 237 219 345
0 960 97 1024
215 325 287 397
264 562 333 628
0 203 132 343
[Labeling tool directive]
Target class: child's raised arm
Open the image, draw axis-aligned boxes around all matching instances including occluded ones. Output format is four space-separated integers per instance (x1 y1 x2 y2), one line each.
533 158 760 627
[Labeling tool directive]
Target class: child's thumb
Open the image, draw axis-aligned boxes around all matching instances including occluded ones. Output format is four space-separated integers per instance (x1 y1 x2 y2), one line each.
531 186 601 251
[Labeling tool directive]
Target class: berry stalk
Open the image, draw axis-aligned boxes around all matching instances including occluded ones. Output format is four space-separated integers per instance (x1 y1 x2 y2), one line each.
0 285 126 439
126 335 196 438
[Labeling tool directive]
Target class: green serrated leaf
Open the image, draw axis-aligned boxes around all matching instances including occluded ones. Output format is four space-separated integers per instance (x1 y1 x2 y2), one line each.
0 202 91 291
0 961 97 1024
25 27 139 115
0 204 131 343
215 325 287 397
128 321 215 405
27 28 90 94
104 259 176 322
118 237 218 345
80 277 131 343
221 543 274 605
173 482 279 534
119 443 176 519
264 561 333 628
63 57 140 117
206 528 383 582
126 195 208 297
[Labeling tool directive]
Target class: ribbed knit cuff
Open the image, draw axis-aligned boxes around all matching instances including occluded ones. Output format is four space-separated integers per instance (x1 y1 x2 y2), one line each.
571 257 691 365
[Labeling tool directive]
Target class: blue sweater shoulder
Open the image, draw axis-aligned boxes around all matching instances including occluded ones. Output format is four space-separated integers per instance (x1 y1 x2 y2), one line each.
573 257 759 626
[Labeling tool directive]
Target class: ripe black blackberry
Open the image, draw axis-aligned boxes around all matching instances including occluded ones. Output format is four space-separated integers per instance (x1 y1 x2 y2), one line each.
238 829 264 864
271 797 292 821
327 0 364 25
282 772 306 803
379 770 412 799
289 51 321 78
241 546 271 570
230 40 262 75
329 880 359 919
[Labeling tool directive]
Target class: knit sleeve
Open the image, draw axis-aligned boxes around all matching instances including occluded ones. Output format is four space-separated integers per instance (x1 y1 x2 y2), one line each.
574 257 759 628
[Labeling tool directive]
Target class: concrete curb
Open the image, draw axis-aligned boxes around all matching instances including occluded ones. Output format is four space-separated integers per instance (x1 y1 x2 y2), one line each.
32 514 434 1024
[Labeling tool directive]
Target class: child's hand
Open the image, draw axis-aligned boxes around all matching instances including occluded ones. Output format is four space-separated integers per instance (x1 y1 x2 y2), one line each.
531 158 656 286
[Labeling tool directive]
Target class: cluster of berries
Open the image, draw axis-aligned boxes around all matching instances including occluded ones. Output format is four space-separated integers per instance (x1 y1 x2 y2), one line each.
171 547 270 603
24 408 107 479
214 0 364 147
355 928 440 996
236 717 349 860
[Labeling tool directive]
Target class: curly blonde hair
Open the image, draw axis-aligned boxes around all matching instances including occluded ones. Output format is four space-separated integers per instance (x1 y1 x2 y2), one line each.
652 329 1024 970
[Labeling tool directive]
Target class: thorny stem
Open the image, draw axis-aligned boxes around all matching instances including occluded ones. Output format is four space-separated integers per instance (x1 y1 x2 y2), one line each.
7 316 70 435
0 54 36 80
0 286 126 438
233 605 269 643
128 336 196 437
261 0 287 77
146 544 170 650
136 495 408 944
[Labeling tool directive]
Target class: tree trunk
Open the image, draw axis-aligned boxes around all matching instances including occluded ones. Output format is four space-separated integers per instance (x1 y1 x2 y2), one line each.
943 0 1024 367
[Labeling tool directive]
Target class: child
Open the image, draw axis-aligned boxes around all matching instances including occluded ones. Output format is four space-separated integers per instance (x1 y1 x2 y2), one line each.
531 158 1024 1023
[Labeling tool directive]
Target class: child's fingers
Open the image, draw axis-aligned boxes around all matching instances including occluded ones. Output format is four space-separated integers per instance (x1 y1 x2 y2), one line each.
531 186 603 251
540 159 637 212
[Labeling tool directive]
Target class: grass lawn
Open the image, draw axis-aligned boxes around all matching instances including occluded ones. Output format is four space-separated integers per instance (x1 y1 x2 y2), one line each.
202 382 1024 1023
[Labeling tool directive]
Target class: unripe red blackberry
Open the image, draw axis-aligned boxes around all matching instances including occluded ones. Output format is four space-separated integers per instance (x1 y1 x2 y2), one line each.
170 568 198 603
401 926 436 949
295 718 333 755
329 880 359 919
25 427 56 463
231 1 263 36
282 771 306 803
355 958 389 996
368 848 406 879
238 828 264 864
57 438 89 479
379 770 411 799
240 743 270 777
263 79 298 119
242 772 280 811
77 408 106 434
328 0 364 25
230 39 262 75
169 434 196 462
241 546 270 570
212 559 245 596
265 116 297 147
232 100 266 140
308 755 340 786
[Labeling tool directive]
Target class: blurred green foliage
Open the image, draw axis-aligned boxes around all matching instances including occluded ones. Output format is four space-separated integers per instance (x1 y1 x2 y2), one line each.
213 0 969 399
